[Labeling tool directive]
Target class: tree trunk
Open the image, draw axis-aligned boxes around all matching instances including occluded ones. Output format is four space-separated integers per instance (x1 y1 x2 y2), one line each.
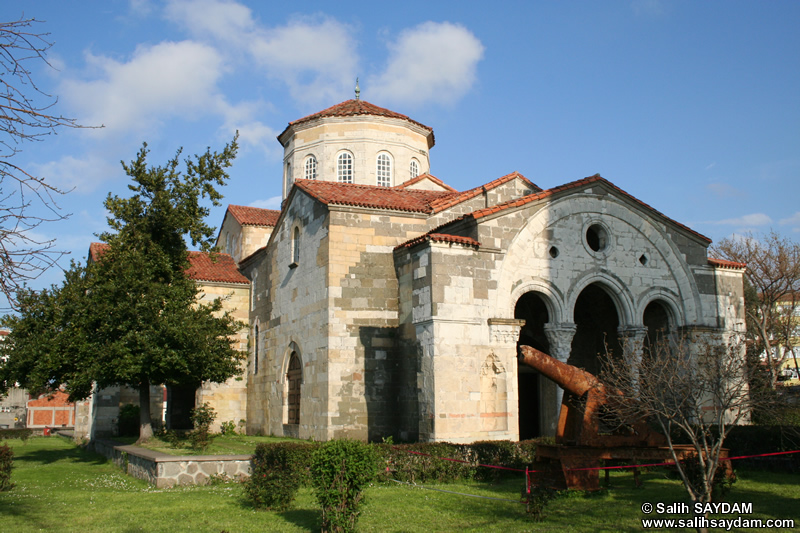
137 379 154 443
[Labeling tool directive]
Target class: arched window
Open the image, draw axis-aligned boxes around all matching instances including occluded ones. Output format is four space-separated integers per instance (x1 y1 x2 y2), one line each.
291 226 300 266
337 152 353 183
253 324 259 375
410 159 420 179
286 352 301 425
284 161 292 194
304 155 317 180
376 153 392 187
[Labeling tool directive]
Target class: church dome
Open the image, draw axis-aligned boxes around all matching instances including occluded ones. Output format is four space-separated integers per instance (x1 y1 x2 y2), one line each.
277 99 435 198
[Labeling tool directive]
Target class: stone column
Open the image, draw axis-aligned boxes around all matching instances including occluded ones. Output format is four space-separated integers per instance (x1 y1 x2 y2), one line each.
488 318 526 439
542 323 577 436
618 326 648 389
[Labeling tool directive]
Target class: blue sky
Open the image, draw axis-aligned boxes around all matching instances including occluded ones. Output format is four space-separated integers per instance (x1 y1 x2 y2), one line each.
4 0 800 301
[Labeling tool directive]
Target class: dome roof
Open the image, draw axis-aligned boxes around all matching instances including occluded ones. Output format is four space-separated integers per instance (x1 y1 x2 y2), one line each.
278 99 434 147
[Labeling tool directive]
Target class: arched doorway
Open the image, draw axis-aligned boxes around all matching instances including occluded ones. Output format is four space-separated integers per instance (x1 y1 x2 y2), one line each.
643 300 671 357
286 352 302 426
570 284 622 375
514 292 550 440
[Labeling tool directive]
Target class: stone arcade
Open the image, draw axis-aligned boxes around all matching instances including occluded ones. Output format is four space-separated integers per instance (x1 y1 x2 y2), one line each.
77 98 746 443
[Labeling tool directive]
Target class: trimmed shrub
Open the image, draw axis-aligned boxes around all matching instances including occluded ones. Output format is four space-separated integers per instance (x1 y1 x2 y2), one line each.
245 442 315 511
378 442 473 483
0 428 32 443
472 440 524 481
0 444 13 492
311 439 377 533
189 403 216 451
117 403 140 437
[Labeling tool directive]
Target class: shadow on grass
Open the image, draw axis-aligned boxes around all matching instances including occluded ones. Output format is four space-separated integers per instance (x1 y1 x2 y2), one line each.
13 444 109 466
279 508 321 531
721 468 800 521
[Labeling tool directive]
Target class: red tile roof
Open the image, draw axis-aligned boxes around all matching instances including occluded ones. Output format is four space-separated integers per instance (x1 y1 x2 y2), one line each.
396 233 481 250
459 174 712 244
708 257 747 270
293 179 455 213
291 172 541 217
88 243 248 284
429 171 540 213
394 173 458 192
88 242 108 262
227 205 280 227
280 99 434 145
186 251 249 284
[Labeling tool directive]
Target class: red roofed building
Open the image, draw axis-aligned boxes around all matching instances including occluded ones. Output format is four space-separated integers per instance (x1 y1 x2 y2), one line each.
78 95 747 443
215 96 747 444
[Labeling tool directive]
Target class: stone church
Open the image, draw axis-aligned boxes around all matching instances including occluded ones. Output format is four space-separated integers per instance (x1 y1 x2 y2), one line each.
78 97 746 443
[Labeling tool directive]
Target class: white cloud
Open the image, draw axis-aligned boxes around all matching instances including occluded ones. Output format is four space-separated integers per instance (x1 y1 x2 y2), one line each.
249 196 282 210
248 17 358 106
779 212 800 227
713 213 773 227
164 0 255 46
165 1 357 105
214 99 279 154
31 153 125 195
368 22 484 107
631 0 666 17
128 0 156 17
60 40 225 136
706 182 744 198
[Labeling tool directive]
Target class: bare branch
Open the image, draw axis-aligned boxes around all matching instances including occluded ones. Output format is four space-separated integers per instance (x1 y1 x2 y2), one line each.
0 15 100 309
600 331 762 508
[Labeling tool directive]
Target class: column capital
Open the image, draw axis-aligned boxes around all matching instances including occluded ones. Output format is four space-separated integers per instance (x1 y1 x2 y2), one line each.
488 317 525 345
544 322 577 362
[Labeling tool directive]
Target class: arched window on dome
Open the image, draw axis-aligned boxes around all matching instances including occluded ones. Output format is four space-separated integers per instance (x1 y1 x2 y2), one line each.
337 152 353 183
376 153 392 187
410 159 420 179
304 155 317 180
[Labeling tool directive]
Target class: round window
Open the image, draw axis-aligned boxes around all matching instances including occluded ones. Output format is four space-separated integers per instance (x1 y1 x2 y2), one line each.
586 224 608 252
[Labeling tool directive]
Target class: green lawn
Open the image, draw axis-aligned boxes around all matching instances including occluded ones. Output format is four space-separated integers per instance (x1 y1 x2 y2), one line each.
113 433 297 455
1 436 798 532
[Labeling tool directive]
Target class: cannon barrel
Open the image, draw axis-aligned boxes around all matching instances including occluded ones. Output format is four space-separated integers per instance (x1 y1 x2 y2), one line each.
518 345 601 397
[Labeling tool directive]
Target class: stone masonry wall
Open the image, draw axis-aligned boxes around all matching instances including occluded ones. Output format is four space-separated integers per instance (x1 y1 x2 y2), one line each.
398 187 742 442
325 207 431 441
195 282 249 433
399 240 517 443
249 190 331 440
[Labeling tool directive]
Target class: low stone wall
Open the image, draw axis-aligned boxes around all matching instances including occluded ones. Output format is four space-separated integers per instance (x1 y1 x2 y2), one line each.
89 438 252 488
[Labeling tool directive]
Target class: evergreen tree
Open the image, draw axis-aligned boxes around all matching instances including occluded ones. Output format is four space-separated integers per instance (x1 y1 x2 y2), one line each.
1 138 245 441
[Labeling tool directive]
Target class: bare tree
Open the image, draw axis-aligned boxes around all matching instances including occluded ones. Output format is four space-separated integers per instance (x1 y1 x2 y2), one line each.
600 331 758 531
0 15 91 309
712 231 800 388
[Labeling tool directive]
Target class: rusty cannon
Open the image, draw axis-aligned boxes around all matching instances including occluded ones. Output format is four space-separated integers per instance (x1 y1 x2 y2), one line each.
518 345 730 490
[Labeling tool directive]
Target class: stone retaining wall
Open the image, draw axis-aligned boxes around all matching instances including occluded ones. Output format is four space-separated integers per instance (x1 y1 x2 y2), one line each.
89 439 252 488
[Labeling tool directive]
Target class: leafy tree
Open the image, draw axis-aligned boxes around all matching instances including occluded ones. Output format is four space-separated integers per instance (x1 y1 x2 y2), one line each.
0 138 245 442
0 16 94 308
712 231 800 388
